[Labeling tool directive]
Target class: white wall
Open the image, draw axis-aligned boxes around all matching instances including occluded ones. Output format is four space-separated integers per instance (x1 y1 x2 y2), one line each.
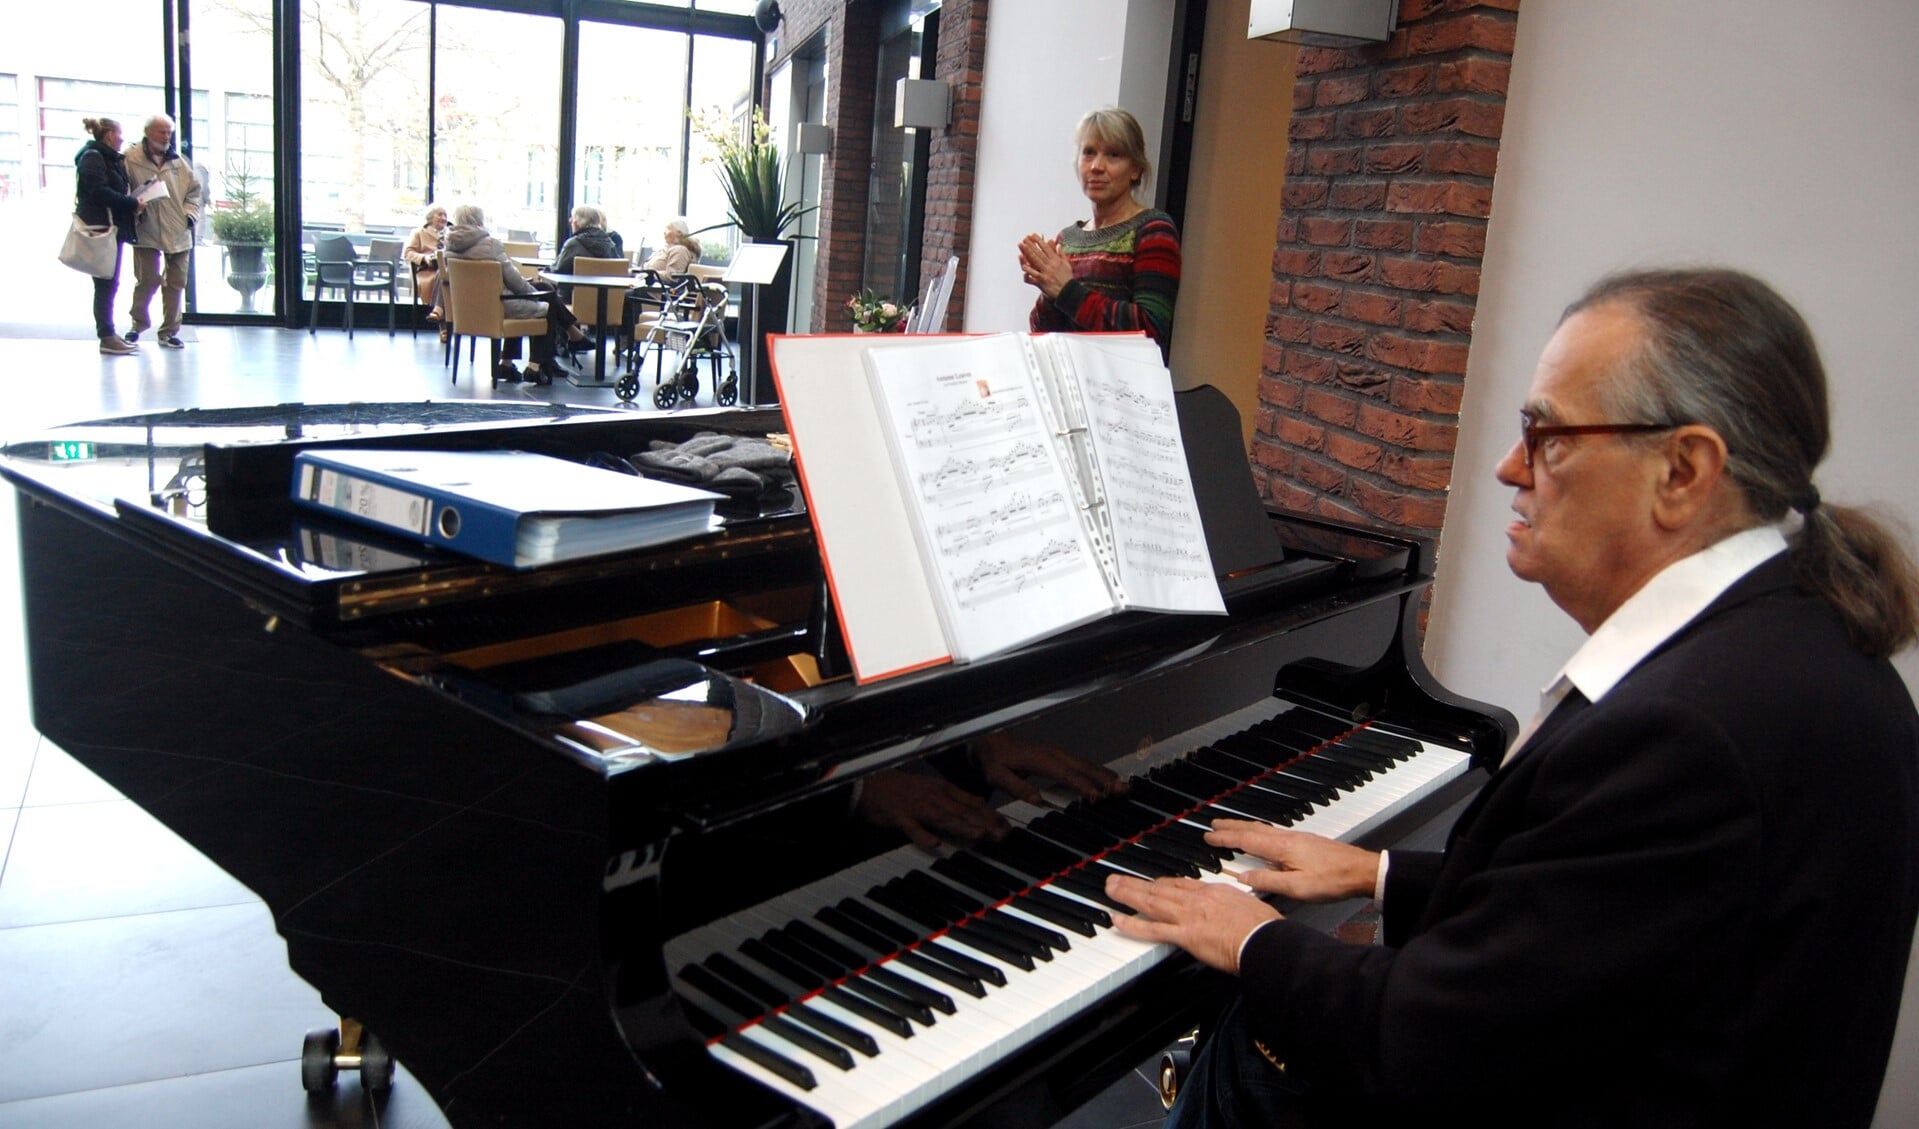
964 0 1174 334
1424 3 1919 1122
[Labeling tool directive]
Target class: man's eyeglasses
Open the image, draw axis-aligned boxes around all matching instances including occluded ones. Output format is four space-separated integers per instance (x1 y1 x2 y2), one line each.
1518 411 1679 468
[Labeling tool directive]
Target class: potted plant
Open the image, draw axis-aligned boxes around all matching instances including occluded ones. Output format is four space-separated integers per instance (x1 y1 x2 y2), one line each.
689 105 816 403
212 160 273 311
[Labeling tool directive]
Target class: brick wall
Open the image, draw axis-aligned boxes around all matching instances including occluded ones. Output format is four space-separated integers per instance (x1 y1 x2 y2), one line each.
918 0 986 332
1253 0 1520 538
769 0 987 332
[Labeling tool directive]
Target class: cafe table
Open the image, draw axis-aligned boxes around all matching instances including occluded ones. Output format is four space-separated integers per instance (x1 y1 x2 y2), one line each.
537 271 631 387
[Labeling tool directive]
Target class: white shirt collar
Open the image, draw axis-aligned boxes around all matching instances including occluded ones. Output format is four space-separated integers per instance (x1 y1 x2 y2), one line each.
1546 524 1787 707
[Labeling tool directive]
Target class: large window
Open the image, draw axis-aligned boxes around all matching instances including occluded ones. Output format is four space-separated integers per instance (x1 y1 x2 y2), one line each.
574 22 689 258
298 0 431 234
434 5 563 246
1 0 760 328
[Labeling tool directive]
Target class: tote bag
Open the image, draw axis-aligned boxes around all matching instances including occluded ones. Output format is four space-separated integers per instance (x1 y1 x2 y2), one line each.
58 215 118 278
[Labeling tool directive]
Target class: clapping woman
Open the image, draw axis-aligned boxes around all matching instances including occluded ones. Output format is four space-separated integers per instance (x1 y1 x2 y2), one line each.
1018 107 1180 359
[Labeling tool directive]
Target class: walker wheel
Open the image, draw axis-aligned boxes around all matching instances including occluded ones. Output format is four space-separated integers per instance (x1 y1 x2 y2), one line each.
717 377 738 407
653 383 678 410
682 373 700 403
615 373 638 402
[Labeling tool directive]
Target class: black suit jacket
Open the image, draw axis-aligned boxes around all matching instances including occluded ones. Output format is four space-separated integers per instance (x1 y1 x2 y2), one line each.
1239 554 1919 1127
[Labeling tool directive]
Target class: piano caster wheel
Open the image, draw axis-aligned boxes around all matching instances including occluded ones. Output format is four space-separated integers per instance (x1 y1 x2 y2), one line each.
301 1027 340 1093
1158 1048 1192 1110
301 1019 394 1095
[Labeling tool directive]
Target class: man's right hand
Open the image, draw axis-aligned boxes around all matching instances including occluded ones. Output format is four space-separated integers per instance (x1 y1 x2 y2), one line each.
1204 820 1382 903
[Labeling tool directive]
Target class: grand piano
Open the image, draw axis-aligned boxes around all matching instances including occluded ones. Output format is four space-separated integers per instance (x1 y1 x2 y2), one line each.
0 396 1514 1128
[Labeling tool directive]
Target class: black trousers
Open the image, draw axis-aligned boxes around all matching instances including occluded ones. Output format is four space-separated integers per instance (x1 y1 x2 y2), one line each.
91 246 125 338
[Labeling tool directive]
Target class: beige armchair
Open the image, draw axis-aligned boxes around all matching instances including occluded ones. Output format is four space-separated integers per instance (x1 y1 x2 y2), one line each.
445 257 547 387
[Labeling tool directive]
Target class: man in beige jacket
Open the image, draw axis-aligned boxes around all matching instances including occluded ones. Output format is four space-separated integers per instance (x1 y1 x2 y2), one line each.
125 114 202 349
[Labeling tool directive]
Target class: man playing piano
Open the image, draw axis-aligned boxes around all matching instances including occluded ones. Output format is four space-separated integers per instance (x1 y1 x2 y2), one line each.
1108 267 1919 1128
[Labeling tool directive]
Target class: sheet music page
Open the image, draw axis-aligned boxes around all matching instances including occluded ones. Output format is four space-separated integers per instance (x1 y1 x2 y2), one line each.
1056 335 1226 615
864 334 1119 661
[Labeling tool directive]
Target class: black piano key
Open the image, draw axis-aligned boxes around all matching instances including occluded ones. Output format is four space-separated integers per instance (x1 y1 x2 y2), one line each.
996 828 1084 873
1050 812 1204 879
896 948 989 998
1312 746 1388 775
1193 745 1277 777
817 984 915 1039
828 897 1008 988
1125 779 1217 819
706 954 881 1058
868 879 960 931
1134 813 1236 860
1340 727 1421 757
738 936 824 992
1070 800 1158 838
1135 830 1225 873
787 920 957 1016
722 1031 818 1092
947 922 1039 970
1022 884 1111 929
903 872 1073 954
757 1014 856 1072
769 926 937 1027
1272 710 1349 741
680 1000 818 1092
882 877 1055 962
1153 768 1302 826
1024 817 1187 881
932 853 1022 898
1050 867 1133 914
680 962 774 1024
1001 892 1100 938
1271 761 1354 794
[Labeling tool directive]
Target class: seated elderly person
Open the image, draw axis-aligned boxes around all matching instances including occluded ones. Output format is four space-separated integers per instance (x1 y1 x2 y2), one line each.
443 203 590 385
552 205 625 302
644 218 701 279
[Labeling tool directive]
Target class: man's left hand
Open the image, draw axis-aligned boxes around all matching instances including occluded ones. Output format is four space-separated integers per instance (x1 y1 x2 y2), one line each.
1105 873 1281 974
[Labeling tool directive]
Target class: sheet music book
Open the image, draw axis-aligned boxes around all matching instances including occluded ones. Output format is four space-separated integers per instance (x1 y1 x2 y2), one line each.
291 448 723 569
769 331 1222 682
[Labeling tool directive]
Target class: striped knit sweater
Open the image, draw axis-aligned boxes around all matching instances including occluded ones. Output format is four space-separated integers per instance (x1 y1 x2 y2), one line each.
1028 208 1181 357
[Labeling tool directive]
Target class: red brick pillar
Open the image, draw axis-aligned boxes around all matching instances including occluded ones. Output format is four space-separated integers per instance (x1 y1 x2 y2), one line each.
1253 1 1520 539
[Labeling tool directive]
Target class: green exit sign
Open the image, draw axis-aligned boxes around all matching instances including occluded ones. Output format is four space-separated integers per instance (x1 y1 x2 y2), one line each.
49 441 96 462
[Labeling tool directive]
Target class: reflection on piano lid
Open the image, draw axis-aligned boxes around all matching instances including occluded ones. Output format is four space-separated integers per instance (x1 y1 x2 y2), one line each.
665 696 1472 1129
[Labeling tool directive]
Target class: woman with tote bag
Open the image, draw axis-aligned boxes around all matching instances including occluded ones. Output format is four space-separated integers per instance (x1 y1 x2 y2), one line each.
73 117 145 355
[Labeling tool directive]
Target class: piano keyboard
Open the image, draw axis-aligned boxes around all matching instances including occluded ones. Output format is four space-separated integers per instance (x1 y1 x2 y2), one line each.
664 698 1473 1129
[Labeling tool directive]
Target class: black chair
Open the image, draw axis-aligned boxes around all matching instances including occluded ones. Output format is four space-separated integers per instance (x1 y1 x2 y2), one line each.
308 234 396 339
367 237 416 338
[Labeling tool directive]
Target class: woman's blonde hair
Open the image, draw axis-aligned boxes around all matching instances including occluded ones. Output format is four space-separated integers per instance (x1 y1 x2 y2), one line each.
1075 107 1152 198
82 116 121 141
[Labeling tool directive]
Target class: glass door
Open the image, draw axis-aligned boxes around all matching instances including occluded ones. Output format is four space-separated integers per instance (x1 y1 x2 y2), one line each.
189 0 279 318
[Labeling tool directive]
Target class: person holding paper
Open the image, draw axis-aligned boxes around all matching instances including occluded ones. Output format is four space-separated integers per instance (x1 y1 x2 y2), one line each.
125 113 202 350
1019 107 1181 359
73 116 146 355
1105 268 1919 1128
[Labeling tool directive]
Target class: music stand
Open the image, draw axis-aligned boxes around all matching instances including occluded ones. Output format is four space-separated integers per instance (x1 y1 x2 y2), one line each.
726 243 791 408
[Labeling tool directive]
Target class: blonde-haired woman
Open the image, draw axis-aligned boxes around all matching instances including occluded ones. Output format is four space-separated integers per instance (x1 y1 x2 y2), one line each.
74 116 146 354
1018 107 1180 359
407 203 449 332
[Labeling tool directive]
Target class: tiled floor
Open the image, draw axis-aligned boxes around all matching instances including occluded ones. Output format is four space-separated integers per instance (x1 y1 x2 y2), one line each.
0 321 1173 1128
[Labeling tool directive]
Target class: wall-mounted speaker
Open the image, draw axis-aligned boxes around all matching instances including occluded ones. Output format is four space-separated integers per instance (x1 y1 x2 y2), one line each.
754 0 783 34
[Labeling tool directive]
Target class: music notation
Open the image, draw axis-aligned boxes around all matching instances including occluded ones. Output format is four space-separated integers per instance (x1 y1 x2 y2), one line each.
907 392 1033 448
935 490 1072 554
918 440 1055 497
952 537 1085 608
